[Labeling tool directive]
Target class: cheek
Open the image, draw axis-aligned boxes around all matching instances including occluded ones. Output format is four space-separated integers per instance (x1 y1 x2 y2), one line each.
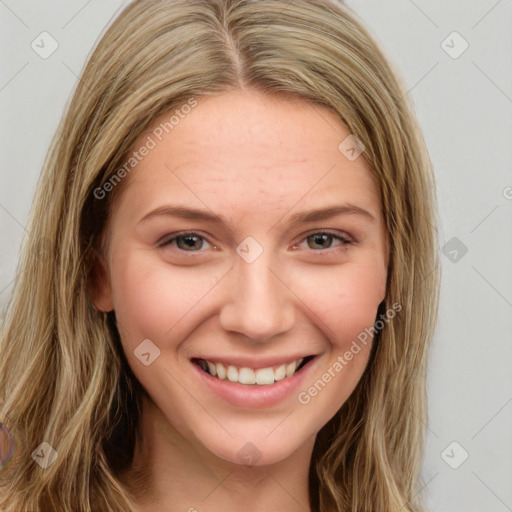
338 268 385 332
109 250 217 344
295 258 386 343
294 263 384 419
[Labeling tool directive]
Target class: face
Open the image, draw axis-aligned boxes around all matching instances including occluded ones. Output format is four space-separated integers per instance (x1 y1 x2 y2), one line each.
93 89 389 467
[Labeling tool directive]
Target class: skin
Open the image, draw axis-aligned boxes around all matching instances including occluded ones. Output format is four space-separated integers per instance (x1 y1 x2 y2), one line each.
92 89 389 511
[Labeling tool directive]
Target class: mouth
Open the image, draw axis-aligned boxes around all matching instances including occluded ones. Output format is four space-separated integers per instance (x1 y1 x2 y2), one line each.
191 355 315 386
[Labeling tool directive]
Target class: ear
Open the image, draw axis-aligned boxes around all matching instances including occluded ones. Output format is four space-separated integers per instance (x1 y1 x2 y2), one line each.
88 249 114 312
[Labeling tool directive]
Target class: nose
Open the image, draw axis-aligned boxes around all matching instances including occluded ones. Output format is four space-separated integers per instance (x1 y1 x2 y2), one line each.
219 249 295 343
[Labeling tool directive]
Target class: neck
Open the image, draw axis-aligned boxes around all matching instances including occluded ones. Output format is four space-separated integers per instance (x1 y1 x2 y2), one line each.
118 396 314 512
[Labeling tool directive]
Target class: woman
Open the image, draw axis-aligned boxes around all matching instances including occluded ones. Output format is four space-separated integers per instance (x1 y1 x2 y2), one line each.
0 0 440 510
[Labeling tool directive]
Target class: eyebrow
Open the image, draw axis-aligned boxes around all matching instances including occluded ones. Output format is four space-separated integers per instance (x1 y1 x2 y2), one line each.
138 203 376 228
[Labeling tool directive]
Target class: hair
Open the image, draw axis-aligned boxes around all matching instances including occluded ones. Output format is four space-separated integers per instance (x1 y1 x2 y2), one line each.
0 0 441 510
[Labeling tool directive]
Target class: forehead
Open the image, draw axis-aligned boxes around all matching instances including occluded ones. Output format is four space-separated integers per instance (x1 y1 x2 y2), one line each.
116 90 381 221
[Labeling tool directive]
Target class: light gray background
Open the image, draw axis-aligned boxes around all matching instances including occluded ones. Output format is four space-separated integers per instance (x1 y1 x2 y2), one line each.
1 1 511 510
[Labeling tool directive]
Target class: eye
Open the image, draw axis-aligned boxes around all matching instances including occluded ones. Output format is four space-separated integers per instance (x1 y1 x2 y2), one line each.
295 231 353 251
158 231 212 252
158 230 353 254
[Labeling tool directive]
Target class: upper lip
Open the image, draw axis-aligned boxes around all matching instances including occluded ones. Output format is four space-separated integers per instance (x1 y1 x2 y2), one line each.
191 354 316 369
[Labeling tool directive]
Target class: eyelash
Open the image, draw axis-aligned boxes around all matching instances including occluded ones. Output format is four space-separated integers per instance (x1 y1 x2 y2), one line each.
158 230 354 254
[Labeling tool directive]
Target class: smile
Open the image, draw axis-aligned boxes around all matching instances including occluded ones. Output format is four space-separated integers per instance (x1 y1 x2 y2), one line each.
193 356 314 386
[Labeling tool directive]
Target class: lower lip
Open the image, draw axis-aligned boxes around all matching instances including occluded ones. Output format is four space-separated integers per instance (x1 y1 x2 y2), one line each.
192 358 317 409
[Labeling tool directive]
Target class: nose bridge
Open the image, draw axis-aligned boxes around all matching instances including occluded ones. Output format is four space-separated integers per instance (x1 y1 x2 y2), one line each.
219 243 294 342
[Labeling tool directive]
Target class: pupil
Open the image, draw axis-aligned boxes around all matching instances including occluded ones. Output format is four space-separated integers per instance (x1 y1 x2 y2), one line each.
179 235 201 250
310 233 331 250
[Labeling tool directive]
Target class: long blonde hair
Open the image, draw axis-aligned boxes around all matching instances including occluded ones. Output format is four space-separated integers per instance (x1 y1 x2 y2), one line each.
0 1 440 510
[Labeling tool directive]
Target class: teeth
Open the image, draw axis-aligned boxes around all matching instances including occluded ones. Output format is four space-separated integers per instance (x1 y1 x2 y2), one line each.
226 365 238 382
274 364 286 381
255 367 274 385
285 360 297 377
198 357 308 386
238 367 256 385
216 363 226 380
207 361 217 376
